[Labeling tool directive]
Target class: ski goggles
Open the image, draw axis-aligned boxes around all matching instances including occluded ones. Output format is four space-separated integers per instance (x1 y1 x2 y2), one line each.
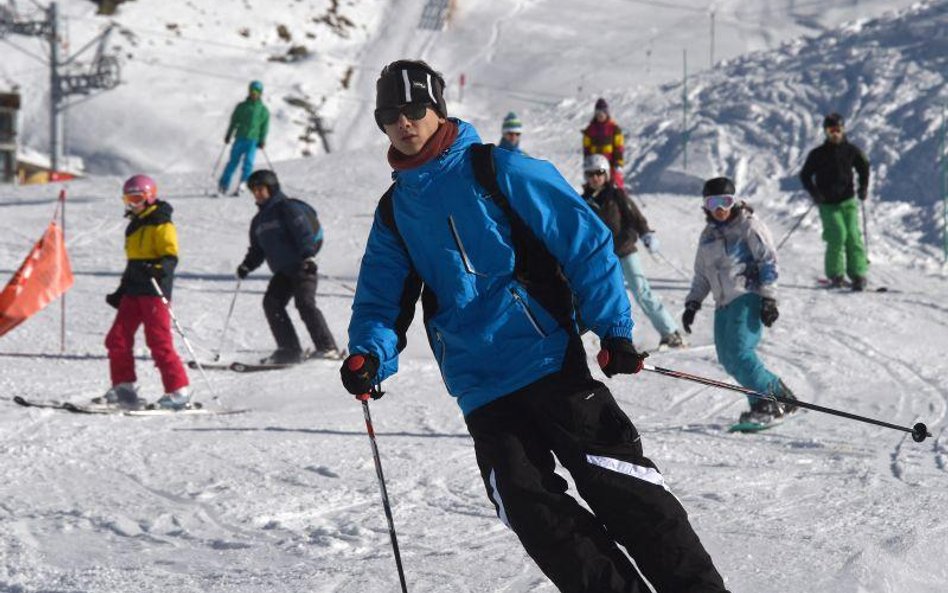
122 192 148 205
704 194 735 211
374 102 432 127
584 169 608 178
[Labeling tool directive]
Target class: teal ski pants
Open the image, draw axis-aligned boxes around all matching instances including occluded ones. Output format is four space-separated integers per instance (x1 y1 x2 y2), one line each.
713 293 779 403
618 253 678 338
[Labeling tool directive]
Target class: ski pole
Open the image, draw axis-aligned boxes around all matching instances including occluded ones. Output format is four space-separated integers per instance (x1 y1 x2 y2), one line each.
776 202 815 251
641 364 931 442
261 148 275 172
650 250 691 281
213 278 242 362
347 356 409 593
861 199 871 263
149 278 220 404
209 143 227 193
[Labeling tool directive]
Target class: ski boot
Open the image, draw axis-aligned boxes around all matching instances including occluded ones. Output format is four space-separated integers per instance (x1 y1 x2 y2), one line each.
260 349 304 365
851 276 867 292
827 276 846 288
154 387 191 411
773 379 799 416
737 397 782 426
96 382 144 409
659 331 686 350
311 348 345 361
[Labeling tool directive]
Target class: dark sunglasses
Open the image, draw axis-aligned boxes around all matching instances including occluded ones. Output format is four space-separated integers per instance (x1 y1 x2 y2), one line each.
585 169 608 178
374 103 431 127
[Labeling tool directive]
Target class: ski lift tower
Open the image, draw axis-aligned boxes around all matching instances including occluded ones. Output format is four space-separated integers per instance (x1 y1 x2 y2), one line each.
0 90 19 183
0 1 121 174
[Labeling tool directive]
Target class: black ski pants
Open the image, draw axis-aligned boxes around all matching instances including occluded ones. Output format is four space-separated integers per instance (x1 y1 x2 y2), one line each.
262 267 337 354
465 339 728 593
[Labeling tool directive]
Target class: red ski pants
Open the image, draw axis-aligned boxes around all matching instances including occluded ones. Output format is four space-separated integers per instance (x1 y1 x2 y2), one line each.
105 295 189 393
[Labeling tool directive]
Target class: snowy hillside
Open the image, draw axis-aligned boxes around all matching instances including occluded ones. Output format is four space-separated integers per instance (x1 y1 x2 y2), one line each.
1 1 947 592
545 1 948 266
3 0 388 173
1 0 926 175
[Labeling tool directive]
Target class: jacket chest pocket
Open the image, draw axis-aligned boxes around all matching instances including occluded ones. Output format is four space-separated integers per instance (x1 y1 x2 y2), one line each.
445 210 514 278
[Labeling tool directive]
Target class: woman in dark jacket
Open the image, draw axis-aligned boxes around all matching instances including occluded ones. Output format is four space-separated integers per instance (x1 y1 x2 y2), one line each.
581 154 683 349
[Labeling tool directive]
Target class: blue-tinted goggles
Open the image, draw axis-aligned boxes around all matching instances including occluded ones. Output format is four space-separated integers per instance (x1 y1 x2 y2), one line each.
704 194 735 211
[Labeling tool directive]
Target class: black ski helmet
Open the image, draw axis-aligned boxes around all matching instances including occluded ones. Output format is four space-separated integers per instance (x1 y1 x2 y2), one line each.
823 112 844 128
247 169 280 194
702 177 735 197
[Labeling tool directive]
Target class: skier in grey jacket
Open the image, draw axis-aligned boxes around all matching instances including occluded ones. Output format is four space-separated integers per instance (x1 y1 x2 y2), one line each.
682 177 797 426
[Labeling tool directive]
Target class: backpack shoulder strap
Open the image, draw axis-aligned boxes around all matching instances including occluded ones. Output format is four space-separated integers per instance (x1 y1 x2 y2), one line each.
377 183 403 246
471 143 515 218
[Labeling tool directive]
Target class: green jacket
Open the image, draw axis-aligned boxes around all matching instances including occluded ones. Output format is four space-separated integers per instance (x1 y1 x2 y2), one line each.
225 98 269 143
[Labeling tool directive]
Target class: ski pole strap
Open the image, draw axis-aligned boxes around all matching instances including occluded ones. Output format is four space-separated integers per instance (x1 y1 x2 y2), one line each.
642 364 931 442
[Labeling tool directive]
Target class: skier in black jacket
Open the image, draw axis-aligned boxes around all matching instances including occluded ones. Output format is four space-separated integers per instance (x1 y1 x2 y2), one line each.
799 112 871 290
236 169 340 363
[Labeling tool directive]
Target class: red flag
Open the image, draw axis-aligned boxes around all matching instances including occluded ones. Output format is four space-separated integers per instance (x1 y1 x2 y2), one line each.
0 222 74 337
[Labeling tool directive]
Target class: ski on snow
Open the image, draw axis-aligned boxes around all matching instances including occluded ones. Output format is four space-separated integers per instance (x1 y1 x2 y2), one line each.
728 410 803 434
188 350 347 373
816 278 889 293
12 395 248 416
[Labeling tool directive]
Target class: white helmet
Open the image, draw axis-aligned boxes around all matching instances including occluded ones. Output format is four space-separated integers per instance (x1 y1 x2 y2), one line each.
583 154 611 180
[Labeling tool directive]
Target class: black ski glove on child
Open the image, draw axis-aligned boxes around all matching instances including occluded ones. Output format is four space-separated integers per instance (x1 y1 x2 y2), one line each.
682 301 701 334
760 297 779 327
105 291 123 309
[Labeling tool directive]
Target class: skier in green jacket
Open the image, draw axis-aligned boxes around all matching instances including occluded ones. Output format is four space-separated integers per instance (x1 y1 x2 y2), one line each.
218 80 270 196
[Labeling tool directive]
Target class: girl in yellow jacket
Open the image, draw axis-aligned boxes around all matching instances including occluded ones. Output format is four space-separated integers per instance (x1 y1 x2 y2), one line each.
103 175 190 409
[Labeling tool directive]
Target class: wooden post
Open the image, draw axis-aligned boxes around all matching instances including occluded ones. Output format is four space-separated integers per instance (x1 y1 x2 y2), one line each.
59 187 66 353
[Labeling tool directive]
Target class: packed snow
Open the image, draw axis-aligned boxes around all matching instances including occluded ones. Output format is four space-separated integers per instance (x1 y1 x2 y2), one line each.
1 1 946 592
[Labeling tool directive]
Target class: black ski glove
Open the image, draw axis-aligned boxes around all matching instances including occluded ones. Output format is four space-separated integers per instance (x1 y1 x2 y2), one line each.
341 353 382 399
105 291 123 309
236 264 250 279
857 187 867 201
682 301 701 334
300 258 318 276
597 337 648 378
144 264 164 281
760 297 779 327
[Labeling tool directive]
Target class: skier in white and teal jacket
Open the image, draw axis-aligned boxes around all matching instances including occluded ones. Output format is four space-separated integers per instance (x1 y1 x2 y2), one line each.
682 177 798 427
340 59 728 593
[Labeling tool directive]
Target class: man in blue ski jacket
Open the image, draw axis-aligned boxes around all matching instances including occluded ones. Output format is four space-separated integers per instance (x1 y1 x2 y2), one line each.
339 59 728 593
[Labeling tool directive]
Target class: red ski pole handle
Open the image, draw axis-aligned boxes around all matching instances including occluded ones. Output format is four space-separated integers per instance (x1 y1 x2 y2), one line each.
347 355 381 401
596 349 611 369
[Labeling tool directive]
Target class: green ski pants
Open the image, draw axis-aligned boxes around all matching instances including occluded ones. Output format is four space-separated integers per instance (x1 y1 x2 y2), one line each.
818 198 868 280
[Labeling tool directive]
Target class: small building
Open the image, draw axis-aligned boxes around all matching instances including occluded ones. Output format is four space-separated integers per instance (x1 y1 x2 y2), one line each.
15 147 82 185
0 91 19 184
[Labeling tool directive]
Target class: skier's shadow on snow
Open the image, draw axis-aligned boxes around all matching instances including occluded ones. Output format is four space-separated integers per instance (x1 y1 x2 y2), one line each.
175 426 471 440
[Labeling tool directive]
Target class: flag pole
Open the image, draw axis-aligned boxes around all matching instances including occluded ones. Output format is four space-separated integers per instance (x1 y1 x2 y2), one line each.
58 188 67 353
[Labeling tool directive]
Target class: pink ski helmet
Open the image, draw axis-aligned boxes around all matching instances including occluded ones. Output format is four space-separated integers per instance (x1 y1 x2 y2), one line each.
122 174 158 205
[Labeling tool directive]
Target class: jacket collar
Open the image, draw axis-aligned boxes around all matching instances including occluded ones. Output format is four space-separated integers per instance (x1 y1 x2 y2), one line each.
392 118 481 188
257 190 287 212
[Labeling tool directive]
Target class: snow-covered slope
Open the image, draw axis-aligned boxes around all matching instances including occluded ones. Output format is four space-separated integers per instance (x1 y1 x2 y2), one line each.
552 1 948 267
4 0 388 173
1 1 947 592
